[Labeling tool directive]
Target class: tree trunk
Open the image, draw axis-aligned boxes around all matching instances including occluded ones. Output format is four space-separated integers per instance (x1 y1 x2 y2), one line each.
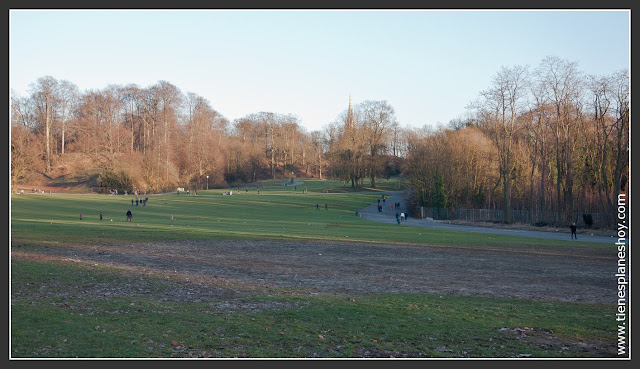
45 95 51 173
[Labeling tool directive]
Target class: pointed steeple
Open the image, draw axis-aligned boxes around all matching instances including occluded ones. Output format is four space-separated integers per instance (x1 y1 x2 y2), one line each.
346 94 355 130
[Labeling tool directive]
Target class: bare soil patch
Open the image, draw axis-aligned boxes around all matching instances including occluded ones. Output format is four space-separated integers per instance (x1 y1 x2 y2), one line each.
11 239 615 304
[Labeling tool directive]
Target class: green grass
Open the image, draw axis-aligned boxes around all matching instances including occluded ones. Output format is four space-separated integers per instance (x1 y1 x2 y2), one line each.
11 258 616 358
10 178 609 252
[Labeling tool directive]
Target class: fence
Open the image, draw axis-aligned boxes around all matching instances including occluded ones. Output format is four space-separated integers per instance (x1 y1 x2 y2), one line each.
419 207 609 228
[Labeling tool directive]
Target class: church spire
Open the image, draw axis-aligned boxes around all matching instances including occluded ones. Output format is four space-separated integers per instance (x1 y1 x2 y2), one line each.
346 94 354 130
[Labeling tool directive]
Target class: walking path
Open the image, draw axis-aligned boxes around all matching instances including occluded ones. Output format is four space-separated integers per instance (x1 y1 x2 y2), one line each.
358 191 615 244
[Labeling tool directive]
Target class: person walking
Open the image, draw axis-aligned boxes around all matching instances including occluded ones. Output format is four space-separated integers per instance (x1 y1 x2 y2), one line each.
99 211 103 221
570 223 578 239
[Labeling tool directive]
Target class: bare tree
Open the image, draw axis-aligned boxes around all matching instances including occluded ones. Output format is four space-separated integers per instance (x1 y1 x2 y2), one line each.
310 130 326 179
611 69 630 204
536 56 584 221
360 99 396 187
155 81 182 184
526 82 554 223
120 84 143 153
474 65 530 223
181 92 228 187
29 76 58 172
56 80 79 156
11 91 40 187
587 73 616 223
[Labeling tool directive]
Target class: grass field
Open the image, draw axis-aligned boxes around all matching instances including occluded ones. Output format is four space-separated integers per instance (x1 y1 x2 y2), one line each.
10 178 607 251
10 178 621 358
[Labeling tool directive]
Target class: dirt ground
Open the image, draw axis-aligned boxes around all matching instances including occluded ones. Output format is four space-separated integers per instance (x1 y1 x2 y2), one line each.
11 238 615 305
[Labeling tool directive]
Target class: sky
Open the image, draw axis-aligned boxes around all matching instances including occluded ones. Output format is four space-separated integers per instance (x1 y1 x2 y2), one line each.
9 9 630 133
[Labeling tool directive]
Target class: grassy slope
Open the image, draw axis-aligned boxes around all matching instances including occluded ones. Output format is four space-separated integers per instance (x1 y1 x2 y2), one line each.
10 178 619 358
10 178 608 251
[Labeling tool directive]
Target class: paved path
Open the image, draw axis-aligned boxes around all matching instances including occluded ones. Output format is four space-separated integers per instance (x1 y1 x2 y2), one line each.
358 192 615 244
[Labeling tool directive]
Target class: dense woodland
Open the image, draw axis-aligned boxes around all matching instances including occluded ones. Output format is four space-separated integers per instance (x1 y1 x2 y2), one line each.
11 56 628 226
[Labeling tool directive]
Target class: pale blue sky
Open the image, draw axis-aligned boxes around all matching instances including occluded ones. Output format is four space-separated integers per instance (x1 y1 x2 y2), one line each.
9 9 630 132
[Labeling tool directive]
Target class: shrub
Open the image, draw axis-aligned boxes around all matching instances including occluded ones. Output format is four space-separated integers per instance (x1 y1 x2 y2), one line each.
97 170 134 193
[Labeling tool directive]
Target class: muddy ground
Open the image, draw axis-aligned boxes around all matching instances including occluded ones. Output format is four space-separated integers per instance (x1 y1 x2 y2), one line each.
11 238 616 305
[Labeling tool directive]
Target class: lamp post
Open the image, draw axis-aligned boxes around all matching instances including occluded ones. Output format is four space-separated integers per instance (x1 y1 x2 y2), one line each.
206 175 209 190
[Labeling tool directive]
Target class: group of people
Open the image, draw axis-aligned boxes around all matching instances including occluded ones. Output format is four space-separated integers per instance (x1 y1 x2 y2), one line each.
395 212 407 224
131 197 149 207
376 198 403 214
109 189 149 196
178 189 198 196
81 190 152 222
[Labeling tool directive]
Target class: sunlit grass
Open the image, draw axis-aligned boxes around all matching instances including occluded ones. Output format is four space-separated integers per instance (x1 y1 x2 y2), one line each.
11 178 609 251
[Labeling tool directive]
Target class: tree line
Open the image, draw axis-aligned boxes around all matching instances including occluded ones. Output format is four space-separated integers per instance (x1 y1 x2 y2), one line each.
11 55 628 226
404 56 628 226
